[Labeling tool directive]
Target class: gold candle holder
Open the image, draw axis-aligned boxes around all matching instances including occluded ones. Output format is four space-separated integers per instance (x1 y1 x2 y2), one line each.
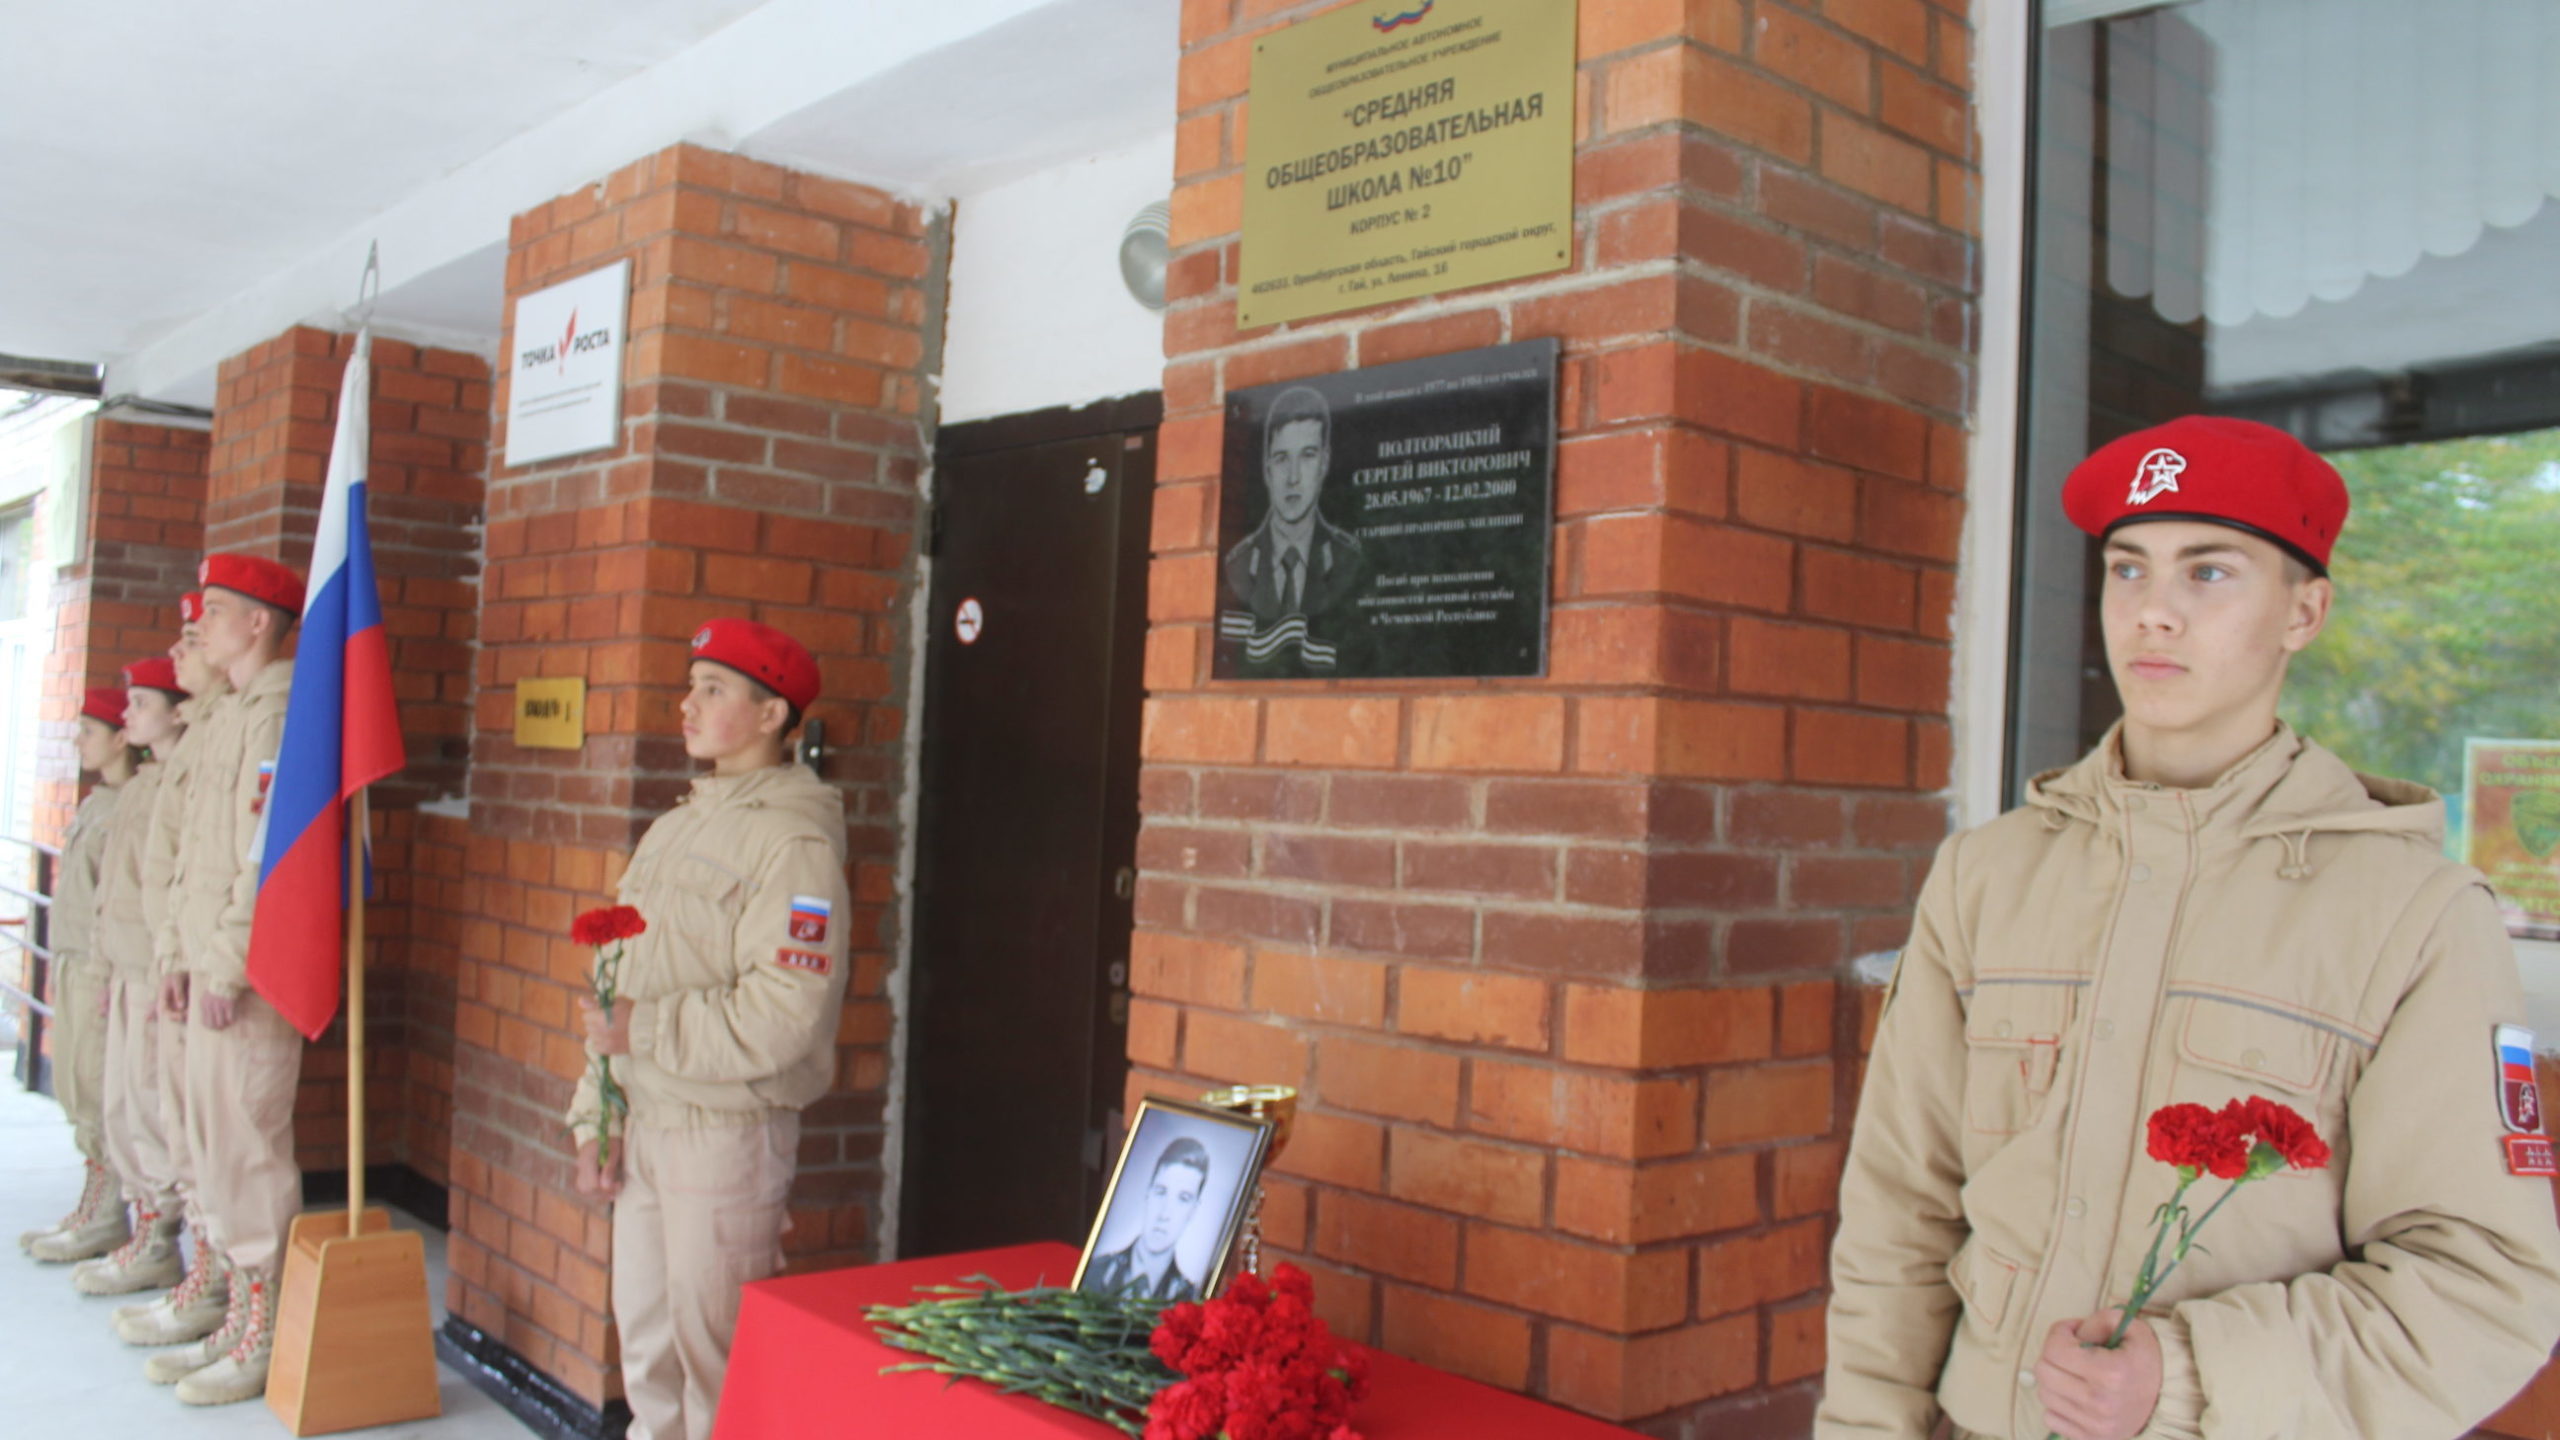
1199 1084 1297 1277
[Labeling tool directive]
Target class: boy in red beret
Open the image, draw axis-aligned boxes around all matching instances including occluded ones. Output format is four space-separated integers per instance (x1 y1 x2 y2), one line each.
1820 417 2560 1439
151 554 307 1405
20 687 144 1264
72 654 196 1300
567 618 852 1440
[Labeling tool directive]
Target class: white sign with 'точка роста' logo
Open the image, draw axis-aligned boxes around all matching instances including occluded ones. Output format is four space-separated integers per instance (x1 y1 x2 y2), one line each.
506 259 629 466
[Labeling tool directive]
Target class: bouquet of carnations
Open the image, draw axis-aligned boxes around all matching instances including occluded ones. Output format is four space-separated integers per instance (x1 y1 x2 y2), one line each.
2046 1096 2330 1439
2110 1095 2332 1346
1144 1266 1368 1440
868 1263 1367 1440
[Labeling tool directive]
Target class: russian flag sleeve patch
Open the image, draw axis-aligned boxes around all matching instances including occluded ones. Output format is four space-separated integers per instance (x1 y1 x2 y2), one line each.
788 894 832 944
2498 1026 2554 1176
2498 1025 2542 1134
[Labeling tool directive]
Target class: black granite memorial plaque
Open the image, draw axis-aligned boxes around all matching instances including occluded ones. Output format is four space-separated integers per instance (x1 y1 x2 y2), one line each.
1212 337 1556 680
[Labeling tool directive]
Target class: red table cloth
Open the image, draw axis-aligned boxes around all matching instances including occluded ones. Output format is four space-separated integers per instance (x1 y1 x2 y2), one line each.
714 1241 1649 1439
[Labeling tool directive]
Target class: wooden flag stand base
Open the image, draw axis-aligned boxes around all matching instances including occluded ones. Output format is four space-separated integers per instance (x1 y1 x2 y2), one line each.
266 793 442 1435
265 1208 440 1434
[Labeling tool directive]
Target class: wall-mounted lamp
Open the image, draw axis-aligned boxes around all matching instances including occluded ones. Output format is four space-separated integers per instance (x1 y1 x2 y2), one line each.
1119 201 1171 312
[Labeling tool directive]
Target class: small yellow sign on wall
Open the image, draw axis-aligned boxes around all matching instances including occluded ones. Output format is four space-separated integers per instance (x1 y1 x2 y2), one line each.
1236 0 1576 329
514 677 586 750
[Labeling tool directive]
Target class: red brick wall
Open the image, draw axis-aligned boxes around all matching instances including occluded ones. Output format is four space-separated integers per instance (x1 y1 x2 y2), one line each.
202 330 487 1189
34 417 208 845
1137 1 1976 1431
439 142 937 1407
207 330 335 564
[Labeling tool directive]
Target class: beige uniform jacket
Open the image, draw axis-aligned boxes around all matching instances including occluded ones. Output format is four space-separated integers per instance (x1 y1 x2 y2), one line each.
147 687 233 978
165 660 291 999
568 761 852 1140
1820 724 2560 1440
50 785 119 968
93 762 163 977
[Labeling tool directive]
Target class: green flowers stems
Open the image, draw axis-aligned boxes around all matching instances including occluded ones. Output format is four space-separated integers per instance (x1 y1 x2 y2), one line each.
591 938 630 1167
2104 1150 2261 1347
867 1277 1177 1437
2048 1132 2314 1434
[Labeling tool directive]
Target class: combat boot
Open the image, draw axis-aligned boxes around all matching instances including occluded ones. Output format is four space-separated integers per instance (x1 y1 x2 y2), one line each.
177 1268 276 1406
23 1153 124 1255
19 1158 108 1249
75 1207 183 1295
119 1237 228 1348
145 1259 243 1385
24 1160 125 1260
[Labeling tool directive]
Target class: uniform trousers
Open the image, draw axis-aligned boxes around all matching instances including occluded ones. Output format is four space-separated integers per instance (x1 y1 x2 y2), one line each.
101 975 182 1211
155 980 197 1233
51 961 110 1166
180 991 303 1274
612 1112 799 1440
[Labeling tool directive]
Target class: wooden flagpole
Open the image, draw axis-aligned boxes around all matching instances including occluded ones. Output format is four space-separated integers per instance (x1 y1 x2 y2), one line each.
345 788 367 1234
262 263 437 1433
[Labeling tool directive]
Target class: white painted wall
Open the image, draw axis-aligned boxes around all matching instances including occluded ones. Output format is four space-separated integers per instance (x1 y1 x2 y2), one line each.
936 134 1174 426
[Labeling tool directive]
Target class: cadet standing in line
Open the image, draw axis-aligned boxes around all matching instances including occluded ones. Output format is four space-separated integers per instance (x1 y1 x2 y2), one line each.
21 686 140 1264
154 556 305 1407
1818 417 2560 1440
569 619 853 1440
119 597 237 1354
72 653 194 1299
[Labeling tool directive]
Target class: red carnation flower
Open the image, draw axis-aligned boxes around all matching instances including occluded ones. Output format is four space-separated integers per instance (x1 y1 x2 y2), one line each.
1152 1300 1205 1373
1143 1378 1223 1440
2238 1095 2331 1172
1272 1264 1315 1305
572 905 647 947
2146 1102 2250 1179
1197 1302 1262 1373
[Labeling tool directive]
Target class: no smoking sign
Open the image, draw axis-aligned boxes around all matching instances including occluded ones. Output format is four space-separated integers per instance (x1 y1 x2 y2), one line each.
954 597 984 645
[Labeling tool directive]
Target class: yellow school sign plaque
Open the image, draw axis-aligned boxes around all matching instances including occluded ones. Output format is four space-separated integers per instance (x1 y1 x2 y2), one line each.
514 677 586 750
1237 0 1575 329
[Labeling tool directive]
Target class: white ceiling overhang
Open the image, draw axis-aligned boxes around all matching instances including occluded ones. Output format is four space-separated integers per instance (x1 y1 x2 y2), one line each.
0 0 1177 407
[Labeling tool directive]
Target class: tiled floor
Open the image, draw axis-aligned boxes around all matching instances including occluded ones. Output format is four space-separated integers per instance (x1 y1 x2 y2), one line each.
0 1053 537 1439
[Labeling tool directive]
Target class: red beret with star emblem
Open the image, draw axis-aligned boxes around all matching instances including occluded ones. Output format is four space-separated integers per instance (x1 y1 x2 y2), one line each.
80 686 129 729
178 590 204 624
199 554 306 618
2063 415 2349 574
121 656 187 698
690 618 820 711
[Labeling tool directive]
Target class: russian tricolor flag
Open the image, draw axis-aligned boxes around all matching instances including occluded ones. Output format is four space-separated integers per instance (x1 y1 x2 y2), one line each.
2503 1034 2538 1082
247 329 406 1040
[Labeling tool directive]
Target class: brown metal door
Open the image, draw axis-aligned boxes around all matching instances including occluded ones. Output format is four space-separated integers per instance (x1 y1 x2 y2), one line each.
899 398 1156 1257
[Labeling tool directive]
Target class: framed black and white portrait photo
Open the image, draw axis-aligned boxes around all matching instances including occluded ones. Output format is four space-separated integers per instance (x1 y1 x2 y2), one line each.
1072 1097 1273 1305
